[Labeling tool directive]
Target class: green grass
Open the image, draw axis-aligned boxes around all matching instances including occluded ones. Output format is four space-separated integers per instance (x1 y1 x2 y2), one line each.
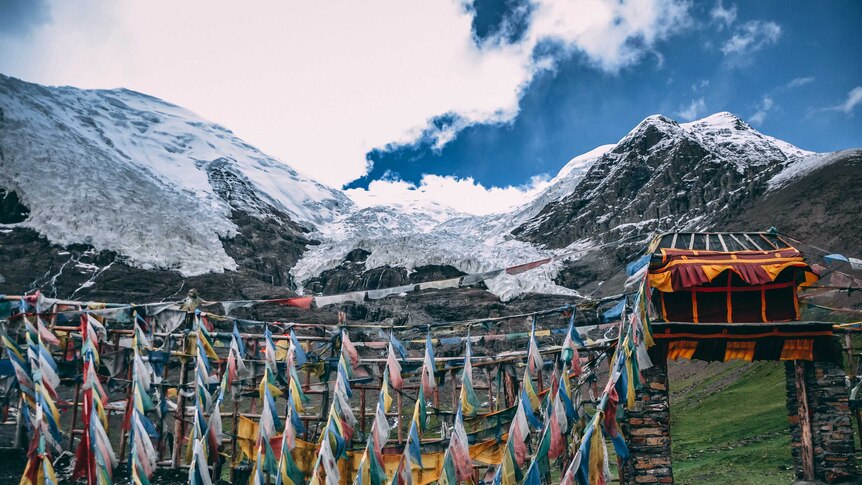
670 361 795 484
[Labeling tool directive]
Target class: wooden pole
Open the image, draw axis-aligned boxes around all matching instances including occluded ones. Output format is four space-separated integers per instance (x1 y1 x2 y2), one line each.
156 348 171 462
794 360 815 481
171 336 190 468
483 368 495 411
360 388 367 435
397 391 403 444
451 369 458 411
230 399 239 482
68 381 81 450
118 360 134 463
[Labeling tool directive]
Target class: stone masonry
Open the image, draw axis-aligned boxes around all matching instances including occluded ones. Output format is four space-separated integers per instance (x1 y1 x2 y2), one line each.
622 359 674 484
785 359 858 483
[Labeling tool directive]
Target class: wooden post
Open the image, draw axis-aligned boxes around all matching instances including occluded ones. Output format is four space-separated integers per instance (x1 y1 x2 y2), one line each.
68 381 81 450
156 341 172 461
171 338 190 468
794 360 815 481
504 368 515 407
13 395 25 451
483 368 494 411
537 367 544 393
451 369 458 411
360 388 367 435
118 360 134 463
230 399 240 482
397 392 403 444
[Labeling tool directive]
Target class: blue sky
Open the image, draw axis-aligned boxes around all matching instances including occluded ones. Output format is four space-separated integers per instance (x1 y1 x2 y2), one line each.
0 0 859 214
350 0 862 191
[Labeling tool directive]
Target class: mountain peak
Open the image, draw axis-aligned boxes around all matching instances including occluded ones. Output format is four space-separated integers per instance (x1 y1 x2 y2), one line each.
682 111 750 133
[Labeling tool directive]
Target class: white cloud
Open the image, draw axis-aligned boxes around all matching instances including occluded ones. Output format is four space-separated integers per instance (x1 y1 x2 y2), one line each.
345 173 551 216
710 1 737 30
0 0 691 188
721 20 782 56
749 95 774 125
829 86 862 114
677 97 706 121
786 76 815 89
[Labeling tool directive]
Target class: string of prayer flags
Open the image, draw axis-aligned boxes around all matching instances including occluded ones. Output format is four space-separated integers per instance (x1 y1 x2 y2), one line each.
264 326 279 375
20 419 58 485
421 330 436 396
533 422 553 480
341 328 359 368
394 453 413 485
19 447 59 485
27 325 63 456
576 416 611 485
310 333 360 484
283 388 304 451
2 329 35 411
438 406 473 485
522 459 541 485
256 378 282 477
395 383 428 485
559 370 578 429
36 316 59 347
549 381 567 461
451 407 474 481
260 377 283 445
288 356 310 413
413 381 428 434
562 312 584 375
382 368 394 413
227 322 249 397
206 375 226 466
371 389 391 466
189 439 214 485
129 322 158 484
460 333 481 417
522 368 541 415
353 435 387 485
276 393 306 485
559 450 581 485
527 318 543 375
386 336 404 391
389 333 407 359
289 328 308 366
82 386 117 485
318 425 340 485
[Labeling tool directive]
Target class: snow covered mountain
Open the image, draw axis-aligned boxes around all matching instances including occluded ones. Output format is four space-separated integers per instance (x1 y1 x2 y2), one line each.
1 74 857 312
514 112 814 249
0 74 352 277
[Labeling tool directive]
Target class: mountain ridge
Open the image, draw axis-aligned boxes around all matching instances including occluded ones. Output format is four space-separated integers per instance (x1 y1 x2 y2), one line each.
1 74 858 317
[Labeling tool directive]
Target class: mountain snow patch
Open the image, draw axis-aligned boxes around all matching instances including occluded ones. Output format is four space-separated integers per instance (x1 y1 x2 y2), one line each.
0 75 351 276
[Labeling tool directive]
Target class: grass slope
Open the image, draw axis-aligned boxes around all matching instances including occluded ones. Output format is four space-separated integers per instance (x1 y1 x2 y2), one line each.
670 361 795 484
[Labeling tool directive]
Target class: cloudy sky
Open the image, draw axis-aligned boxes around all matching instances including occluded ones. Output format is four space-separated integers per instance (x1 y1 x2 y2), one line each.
1 0 860 214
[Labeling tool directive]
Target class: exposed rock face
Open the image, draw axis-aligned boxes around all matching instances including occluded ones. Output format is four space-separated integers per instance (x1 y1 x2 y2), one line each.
205 158 313 288
303 246 466 295
721 149 862 257
514 114 792 250
0 188 28 224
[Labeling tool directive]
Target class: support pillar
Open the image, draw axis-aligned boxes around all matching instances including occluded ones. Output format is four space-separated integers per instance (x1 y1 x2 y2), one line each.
622 359 673 484
785 358 858 483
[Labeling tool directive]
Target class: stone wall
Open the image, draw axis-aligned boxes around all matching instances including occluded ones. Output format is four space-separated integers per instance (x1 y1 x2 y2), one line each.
785 359 858 483
622 360 674 484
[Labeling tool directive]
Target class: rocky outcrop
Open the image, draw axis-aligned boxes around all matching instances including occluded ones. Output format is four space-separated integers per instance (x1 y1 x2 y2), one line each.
514 114 790 250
